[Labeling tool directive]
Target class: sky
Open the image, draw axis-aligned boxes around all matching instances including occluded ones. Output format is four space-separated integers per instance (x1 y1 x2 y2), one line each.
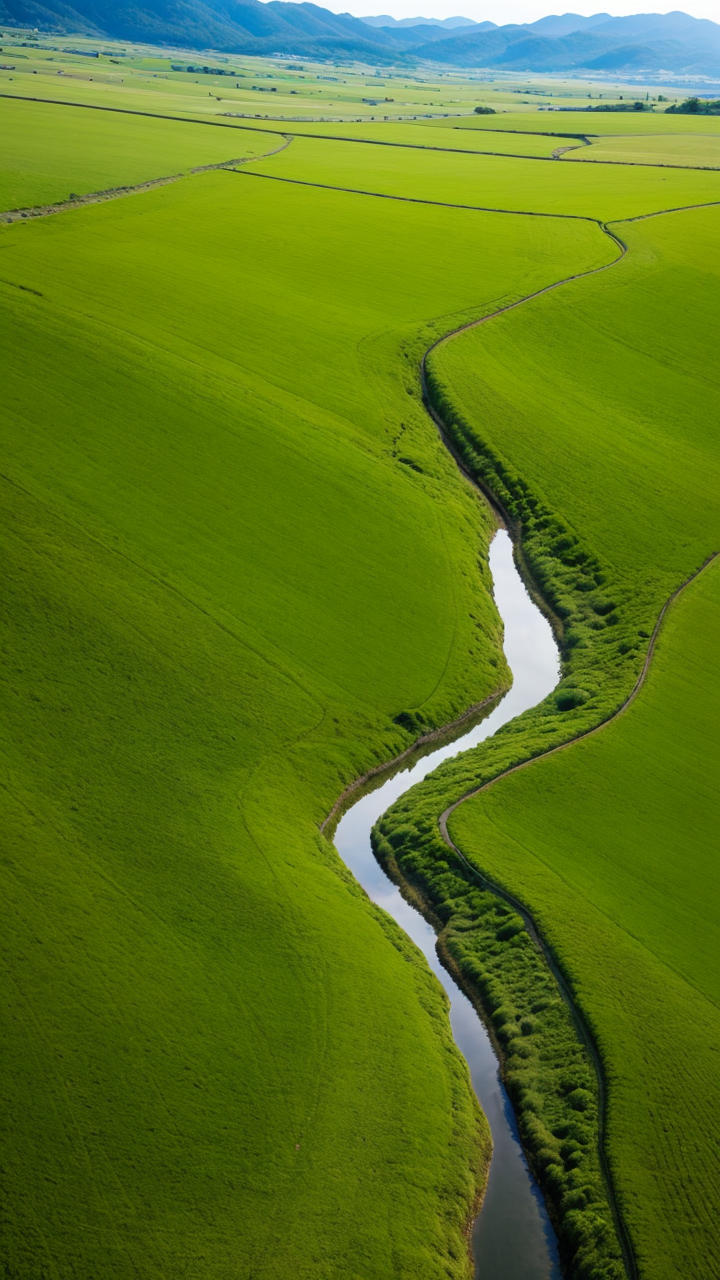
330 3 717 24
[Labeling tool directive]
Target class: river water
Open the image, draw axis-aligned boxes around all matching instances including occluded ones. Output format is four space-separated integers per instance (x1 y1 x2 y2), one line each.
333 530 562 1279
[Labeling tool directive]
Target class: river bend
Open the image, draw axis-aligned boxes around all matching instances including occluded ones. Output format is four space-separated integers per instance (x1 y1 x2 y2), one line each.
334 529 562 1279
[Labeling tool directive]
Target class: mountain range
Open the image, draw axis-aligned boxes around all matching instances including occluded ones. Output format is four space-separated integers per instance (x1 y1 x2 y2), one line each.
1 1 718 78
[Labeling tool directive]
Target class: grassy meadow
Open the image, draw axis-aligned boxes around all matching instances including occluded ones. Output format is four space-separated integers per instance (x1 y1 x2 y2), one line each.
2 46 719 1280
448 110 720 136
567 132 720 167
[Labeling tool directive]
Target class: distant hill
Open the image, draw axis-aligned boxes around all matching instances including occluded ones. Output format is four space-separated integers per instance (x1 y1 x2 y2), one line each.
359 13 479 28
412 11 720 77
524 12 610 36
1 0 718 77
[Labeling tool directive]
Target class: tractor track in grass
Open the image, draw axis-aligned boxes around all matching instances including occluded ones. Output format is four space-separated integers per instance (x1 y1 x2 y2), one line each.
4 95 720 171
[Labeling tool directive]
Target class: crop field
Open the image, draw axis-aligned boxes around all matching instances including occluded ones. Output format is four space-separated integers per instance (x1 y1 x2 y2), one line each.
0 96 275 210
223 119 567 156
1 44 718 1280
448 110 720 135
242 135 720 219
567 132 720 167
1 108 623 1277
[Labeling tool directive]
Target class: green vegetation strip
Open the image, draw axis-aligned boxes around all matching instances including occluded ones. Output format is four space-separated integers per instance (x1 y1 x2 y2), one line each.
375 202 719 1280
447 557 720 1280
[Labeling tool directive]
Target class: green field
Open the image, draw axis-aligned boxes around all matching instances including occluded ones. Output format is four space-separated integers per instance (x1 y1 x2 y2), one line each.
568 132 720 167
242 134 720 219
447 110 720 135
0 97 277 210
2 51 719 1280
1 121 627 1277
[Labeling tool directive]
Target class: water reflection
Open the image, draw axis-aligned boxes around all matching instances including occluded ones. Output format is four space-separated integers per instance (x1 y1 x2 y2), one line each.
334 530 562 1279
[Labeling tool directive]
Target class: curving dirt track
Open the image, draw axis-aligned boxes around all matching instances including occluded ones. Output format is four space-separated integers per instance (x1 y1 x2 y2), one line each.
0 135 292 223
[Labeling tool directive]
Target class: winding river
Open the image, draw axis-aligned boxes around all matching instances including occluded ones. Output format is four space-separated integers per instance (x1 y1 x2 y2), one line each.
334 529 562 1279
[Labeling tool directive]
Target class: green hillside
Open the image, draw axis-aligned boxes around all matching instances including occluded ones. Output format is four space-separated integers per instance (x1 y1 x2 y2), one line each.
1 121 622 1277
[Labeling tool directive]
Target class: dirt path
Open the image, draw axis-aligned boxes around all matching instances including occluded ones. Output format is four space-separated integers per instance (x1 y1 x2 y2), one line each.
0 136 292 224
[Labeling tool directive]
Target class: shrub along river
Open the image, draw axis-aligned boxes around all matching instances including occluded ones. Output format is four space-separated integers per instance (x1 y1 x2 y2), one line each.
334 529 562 1279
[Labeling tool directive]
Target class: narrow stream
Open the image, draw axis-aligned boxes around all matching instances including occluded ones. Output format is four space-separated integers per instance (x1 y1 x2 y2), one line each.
334 530 562 1279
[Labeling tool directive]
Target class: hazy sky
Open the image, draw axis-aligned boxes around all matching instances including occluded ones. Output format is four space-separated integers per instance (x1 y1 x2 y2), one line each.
332 2 716 24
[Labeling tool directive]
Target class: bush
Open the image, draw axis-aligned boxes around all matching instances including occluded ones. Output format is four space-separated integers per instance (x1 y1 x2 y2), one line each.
568 1088 593 1112
473 105 496 114
491 1005 514 1028
555 686 590 711
666 97 720 115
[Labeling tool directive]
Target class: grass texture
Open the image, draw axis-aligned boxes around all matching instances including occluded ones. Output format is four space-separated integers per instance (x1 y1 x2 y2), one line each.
0 167 618 1279
375 204 719 1280
222 119 566 156
0 96 275 210
568 132 720 168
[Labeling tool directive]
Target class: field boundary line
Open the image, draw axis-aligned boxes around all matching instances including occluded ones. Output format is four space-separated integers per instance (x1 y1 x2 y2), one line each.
228 167 601 221
7 95 719 171
229 170 720 227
